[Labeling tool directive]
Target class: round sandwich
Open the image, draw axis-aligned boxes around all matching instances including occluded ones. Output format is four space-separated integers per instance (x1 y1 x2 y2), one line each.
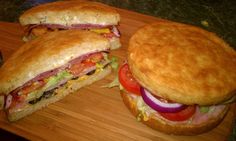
19 1 121 49
0 30 112 122
119 21 236 135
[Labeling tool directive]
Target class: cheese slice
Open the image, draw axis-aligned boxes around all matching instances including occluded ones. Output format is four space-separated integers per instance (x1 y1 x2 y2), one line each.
90 28 110 34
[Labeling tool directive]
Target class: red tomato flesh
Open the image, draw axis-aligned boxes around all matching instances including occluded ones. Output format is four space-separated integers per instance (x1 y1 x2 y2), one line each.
159 105 196 121
68 61 95 76
19 80 46 95
118 63 141 95
102 33 115 38
10 80 46 108
85 53 104 63
68 52 103 76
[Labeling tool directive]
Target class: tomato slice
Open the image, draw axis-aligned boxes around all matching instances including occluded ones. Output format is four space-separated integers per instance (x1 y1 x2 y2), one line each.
9 80 46 109
68 61 95 76
85 52 104 63
118 63 141 95
159 105 196 121
18 80 46 95
68 53 104 76
102 33 115 38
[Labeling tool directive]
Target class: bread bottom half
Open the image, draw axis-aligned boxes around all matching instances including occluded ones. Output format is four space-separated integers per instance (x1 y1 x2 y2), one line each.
120 90 229 135
7 66 111 122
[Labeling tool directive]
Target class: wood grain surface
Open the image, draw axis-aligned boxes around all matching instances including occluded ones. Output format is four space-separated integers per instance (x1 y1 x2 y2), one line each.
0 3 235 141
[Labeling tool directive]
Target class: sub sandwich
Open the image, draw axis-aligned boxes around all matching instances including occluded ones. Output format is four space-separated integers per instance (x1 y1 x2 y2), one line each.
19 1 121 49
119 21 236 135
0 30 112 121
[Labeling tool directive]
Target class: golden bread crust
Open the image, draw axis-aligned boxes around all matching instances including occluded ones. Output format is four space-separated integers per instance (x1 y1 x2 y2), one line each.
0 30 110 95
19 1 120 26
120 91 229 135
128 21 236 105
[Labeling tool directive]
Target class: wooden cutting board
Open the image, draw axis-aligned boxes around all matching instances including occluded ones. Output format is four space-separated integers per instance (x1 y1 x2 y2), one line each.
0 4 235 141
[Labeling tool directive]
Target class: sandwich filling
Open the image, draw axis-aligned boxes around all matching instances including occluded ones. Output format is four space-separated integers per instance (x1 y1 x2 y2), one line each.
5 52 111 113
119 63 229 125
23 24 120 41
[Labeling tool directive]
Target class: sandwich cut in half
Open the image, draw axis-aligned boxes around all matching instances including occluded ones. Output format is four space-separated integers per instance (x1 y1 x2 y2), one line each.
0 30 112 121
118 21 236 135
19 1 121 49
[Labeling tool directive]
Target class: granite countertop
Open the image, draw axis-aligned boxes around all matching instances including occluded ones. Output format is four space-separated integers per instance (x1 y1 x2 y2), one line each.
0 0 235 140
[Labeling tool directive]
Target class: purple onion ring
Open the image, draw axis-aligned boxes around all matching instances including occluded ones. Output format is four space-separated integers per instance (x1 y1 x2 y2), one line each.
140 87 186 113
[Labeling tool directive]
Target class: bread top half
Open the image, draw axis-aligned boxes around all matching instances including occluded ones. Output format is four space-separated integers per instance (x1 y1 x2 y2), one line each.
0 30 110 95
19 1 120 26
128 21 236 105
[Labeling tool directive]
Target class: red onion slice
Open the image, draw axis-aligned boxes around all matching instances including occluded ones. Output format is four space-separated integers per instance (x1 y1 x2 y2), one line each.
140 87 185 113
112 26 120 37
5 95 12 109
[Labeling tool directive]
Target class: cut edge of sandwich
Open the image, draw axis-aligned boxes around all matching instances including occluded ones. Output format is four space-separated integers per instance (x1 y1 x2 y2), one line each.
8 66 111 122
